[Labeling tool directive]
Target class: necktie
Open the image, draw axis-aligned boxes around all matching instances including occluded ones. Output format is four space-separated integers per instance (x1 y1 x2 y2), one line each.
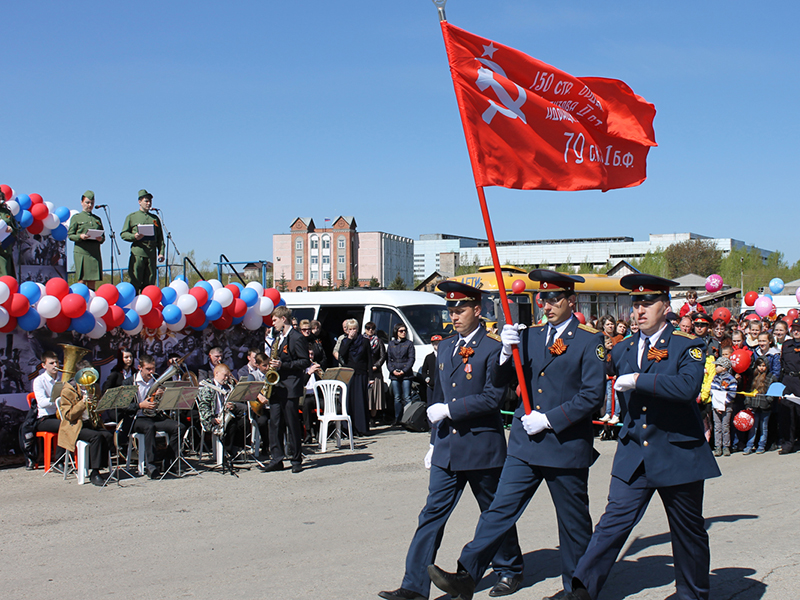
455 338 465 357
546 327 556 348
641 337 650 369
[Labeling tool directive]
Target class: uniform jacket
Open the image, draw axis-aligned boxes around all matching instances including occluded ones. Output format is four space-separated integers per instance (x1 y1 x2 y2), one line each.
56 382 94 452
610 329 721 487
494 318 605 469
67 211 104 257
275 327 311 398
121 209 165 256
430 327 508 472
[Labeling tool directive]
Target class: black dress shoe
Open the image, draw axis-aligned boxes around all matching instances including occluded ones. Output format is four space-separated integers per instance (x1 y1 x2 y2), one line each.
262 461 284 472
25 458 36 470
563 589 592 600
145 465 160 480
90 472 108 487
291 464 302 473
542 590 568 600
378 587 426 600
428 564 474 600
489 575 523 597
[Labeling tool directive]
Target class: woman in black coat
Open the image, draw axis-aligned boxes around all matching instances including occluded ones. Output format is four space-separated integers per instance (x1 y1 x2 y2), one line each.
386 323 415 425
339 318 373 436
103 348 134 392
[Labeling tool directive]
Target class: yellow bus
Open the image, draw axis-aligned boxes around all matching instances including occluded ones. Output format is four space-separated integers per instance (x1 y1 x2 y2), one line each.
449 265 632 324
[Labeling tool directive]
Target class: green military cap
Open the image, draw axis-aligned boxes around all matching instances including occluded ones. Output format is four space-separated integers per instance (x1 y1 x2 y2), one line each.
83 190 95 201
138 189 153 200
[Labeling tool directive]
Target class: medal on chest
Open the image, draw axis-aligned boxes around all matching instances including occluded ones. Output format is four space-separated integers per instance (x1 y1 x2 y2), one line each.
464 363 472 379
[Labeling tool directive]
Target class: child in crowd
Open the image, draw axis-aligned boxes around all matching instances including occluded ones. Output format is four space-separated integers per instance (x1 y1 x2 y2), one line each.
773 320 789 351
599 315 623 424
679 290 706 317
743 357 776 455
744 319 761 351
711 355 737 457
754 332 781 378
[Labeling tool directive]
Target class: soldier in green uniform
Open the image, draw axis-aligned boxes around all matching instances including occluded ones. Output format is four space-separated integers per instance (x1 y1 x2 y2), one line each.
121 189 165 293
67 190 105 290
0 189 19 278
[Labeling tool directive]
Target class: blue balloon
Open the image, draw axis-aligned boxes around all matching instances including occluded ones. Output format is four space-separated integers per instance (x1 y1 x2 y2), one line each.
205 300 223 321
17 194 32 210
173 275 188 283
18 307 42 331
17 209 34 228
763 293 773 300
116 282 136 307
161 286 177 305
19 281 42 305
51 224 68 241
54 206 71 222
122 308 140 330
769 278 785 294
277 298 286 307
240 287 258 307
231 315 244 325
70 282 91 302
196 281 213 296
162 304 183 325
73 311 96 335
231 282 244 293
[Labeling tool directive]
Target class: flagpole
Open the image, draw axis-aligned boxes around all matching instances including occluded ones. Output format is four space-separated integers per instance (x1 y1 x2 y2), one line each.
476 186 533 415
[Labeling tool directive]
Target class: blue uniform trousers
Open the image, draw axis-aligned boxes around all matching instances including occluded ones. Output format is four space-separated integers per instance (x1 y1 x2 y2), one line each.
459 455 592 591
402 464 523 596
573 466 709 600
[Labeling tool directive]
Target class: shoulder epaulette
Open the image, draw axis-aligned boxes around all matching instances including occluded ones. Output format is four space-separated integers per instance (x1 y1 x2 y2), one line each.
486 332 501 342
578 324 599 334
673 330 696 339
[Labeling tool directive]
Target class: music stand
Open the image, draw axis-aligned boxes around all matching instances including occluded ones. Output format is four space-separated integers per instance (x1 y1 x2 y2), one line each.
97 386 139 485
158 386 200 478
227 381 268 469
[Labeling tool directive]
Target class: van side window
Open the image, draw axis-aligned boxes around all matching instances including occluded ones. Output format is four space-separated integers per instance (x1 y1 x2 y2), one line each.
370 308 403 344
290 308 316 323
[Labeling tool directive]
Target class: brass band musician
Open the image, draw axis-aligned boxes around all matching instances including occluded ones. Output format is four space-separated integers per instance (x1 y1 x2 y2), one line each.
242 352 272 459
58 359 115 486
197 364 245 467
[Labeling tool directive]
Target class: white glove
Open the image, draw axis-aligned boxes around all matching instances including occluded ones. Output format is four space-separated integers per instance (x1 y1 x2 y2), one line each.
521 410 550 435
500 324 521 363
427 403 451 424
614 373 639 393
424 444 434 469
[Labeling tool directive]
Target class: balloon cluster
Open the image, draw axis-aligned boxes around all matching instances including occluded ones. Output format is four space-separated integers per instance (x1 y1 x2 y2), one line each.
743 278 786 318
0 275 281 337
0 185 72 240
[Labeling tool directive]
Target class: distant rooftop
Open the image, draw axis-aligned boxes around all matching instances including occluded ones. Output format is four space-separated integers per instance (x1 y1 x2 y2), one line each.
479 236 635 247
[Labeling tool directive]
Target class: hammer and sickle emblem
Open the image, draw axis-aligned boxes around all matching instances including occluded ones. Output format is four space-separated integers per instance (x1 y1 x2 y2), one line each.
475 58 527 125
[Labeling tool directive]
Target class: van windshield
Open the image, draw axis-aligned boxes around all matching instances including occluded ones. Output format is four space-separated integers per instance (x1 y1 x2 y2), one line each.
401 305 454 343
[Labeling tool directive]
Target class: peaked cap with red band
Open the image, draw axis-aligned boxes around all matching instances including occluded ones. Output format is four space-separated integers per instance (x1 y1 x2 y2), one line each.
620 273 678 300
438 281 484 307
529 269 585 298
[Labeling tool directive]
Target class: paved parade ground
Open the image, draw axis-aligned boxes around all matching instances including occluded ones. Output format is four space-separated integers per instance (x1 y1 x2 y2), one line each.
2 427 797 600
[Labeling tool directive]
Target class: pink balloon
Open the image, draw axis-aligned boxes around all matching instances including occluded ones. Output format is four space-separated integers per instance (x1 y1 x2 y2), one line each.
704 274 723 293
754 296 773 317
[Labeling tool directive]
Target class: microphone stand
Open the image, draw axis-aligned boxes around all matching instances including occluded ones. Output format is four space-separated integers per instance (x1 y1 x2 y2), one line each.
97 205 121 284
152 207 180 286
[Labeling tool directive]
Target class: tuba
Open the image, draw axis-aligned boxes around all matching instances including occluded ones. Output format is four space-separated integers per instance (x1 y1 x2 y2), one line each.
75 365 102 429
57 344 90 420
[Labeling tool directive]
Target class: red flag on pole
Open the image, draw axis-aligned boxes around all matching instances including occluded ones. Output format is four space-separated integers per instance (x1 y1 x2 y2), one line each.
441 22 657 192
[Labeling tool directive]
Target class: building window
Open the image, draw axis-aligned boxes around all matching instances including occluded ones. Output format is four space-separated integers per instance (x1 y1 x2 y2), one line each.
322 236 330 249
310 236 318 249
322 255 330 265
295 271 303 280
295 256 303 264
338 255 345 264
295 238 303 250
338 270 345 280
311 256 318 265
337 237 346 249
311 270 318 280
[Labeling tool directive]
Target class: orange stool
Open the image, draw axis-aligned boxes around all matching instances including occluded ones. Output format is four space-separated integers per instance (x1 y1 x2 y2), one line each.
26 392 59 471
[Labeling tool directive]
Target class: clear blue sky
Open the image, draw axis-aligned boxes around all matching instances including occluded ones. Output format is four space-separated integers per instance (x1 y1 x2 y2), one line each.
3 1 798 275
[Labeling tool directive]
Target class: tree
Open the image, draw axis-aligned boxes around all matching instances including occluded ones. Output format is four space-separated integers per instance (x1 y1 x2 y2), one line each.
389 272 406 290
277 271 288 292
663 239 723 279
326 271 333 290
368 276 380 288
631 250 669 278
348 270 360 288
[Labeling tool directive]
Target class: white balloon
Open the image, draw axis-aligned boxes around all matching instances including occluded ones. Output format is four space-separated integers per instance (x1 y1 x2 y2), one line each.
258 296 274 317
123 320 144 336
176 294 198 315
87 319 107 340
207 278 223 291
166 314 187 331
169 279 190 297
132 295 153 316
213 287 234 308
35 282 46 299
6 200 20 216
44 201 55 212
43 213 60 229
40 227 52 236
0 281 10 304
38 312 47 329
36 295 62 319
243 306 263 330
245 281 264 297
0 306 9 328
88 296 109 317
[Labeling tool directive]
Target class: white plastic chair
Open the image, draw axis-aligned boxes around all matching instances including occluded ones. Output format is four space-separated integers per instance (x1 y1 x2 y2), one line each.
126 427 169 475
313 380 354 453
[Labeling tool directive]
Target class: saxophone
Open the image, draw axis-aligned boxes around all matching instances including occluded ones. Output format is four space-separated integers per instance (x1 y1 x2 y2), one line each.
200 379 234 437
262 338 281 401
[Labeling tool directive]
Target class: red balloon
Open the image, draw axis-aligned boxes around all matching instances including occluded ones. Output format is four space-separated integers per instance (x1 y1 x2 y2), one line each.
712 307 731 324
29 193 44 205
264 288 280 305
511 279 526 294
733 409 755 432
574 311 586 325
47 313 71 333
787 309 799 320
0 316 17 333
96 283 120 304
213 312 233 330
103 305 126 329
142 285 162 305
45 277 70 300
785 316 795 327
744 313 760 322
189 287 208 306
224 284 240 299
0 275 18 295
230 298 247 318
141 307 163 329
262 315 273 327
30 203 49 221
61 293 87 319
744 291 758 307
185 308 206 328
27 220 45 235
730 349 752 374
7 293 30 317
535 292 543 308
0 185 13 201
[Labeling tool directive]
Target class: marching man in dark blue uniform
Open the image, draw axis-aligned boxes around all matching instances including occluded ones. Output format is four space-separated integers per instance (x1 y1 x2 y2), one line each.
429 269 606 600
565 274 721 600
379 281 523 600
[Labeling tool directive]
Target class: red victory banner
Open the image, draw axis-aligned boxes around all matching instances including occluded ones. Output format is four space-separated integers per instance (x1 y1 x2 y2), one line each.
441 21 657 192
